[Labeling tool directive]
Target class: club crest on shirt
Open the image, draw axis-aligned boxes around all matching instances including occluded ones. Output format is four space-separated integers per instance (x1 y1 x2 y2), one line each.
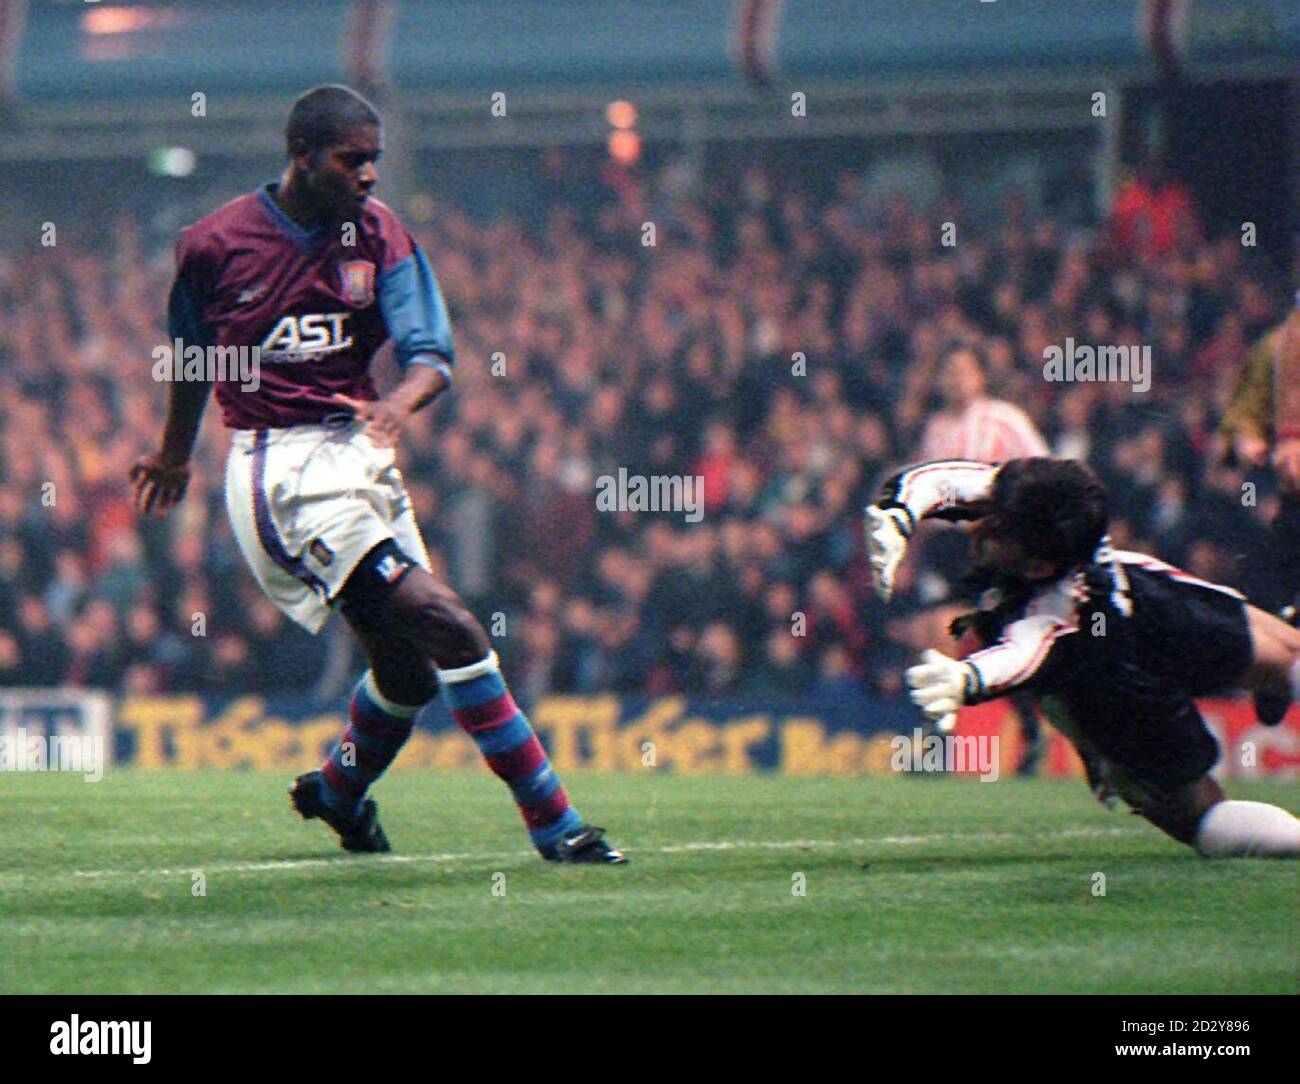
338 260 376 306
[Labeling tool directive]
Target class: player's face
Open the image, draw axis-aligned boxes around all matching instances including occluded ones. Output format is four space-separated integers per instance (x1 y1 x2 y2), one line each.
969 515 1029 577
970 515 1061 583
308 125 382 221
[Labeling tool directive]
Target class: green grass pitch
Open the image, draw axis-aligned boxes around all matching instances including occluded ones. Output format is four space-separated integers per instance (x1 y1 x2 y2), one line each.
1 770 1295 993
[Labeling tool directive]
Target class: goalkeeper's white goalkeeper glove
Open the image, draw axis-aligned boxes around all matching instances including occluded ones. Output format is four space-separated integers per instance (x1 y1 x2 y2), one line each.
864 504 912 602
905 649 972 731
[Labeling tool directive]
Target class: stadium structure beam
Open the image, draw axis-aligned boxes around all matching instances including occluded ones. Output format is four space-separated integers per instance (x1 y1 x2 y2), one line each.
0 61 1292 163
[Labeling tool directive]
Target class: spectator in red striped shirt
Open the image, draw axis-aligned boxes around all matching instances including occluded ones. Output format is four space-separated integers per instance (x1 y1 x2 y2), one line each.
918 345 1050 463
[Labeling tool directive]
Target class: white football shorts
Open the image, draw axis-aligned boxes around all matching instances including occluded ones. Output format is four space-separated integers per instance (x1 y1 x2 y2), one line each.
224 421 431 634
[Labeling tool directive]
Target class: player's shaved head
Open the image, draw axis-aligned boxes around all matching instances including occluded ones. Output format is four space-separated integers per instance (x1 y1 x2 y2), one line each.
286 85 381 157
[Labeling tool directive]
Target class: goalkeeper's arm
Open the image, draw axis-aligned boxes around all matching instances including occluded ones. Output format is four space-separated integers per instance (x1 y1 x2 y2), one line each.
865 459 1003 601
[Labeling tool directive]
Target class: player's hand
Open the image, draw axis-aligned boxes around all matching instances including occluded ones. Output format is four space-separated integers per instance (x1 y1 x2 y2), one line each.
129 454 191 516
905 648 970 729
1271 438 1300 495
330 393 407 448
865 505 911 602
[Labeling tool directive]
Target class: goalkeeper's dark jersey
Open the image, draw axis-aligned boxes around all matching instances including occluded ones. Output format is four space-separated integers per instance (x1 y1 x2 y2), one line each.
954 550 1249 706
878 460 1253 786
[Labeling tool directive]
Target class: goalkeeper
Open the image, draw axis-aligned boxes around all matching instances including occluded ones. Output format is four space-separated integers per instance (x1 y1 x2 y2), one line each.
865 457 1300 858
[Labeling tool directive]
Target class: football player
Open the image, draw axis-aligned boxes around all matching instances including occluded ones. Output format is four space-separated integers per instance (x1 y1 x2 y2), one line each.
866 457 1300 858
914 343 1053 775
130 85 625 863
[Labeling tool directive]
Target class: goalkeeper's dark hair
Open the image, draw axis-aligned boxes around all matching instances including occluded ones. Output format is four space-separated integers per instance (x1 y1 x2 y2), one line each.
992 457 1109 570
285 85 380 158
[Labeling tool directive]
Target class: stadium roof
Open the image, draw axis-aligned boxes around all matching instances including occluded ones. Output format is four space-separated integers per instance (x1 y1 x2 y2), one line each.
12 0 1298 103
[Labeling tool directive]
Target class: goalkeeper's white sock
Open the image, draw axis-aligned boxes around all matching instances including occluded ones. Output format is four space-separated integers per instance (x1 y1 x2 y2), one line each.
1195 800 1300 859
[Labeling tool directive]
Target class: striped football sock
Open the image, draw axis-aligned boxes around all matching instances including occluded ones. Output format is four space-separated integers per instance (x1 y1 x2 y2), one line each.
319 670 424 817
439 651 582 851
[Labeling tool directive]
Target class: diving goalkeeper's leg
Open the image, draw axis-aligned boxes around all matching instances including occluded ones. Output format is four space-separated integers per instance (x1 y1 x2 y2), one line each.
1139 777 1300 859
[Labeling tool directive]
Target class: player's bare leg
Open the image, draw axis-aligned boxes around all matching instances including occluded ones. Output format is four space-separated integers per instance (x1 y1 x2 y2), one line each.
384 564 625 862
1098 604 1300 858
1067 603 1300 858
298 541 625 863
347 610 443 708
1137 777 1226 847
1240 603 1300 711
1129 772 1300 860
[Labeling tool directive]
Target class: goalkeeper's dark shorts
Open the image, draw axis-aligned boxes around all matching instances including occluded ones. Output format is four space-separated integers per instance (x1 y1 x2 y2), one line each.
1087 701 1220 811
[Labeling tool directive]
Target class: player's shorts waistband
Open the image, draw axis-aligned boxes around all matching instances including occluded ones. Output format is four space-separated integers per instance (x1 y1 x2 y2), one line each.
229 414 360 449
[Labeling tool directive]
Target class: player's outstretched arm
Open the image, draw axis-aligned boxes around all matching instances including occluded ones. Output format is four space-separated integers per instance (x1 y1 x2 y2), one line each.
865 459 1001 601
906 590 1078 729
876 459 1000 525
130 378 211 516
331 360 449 448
